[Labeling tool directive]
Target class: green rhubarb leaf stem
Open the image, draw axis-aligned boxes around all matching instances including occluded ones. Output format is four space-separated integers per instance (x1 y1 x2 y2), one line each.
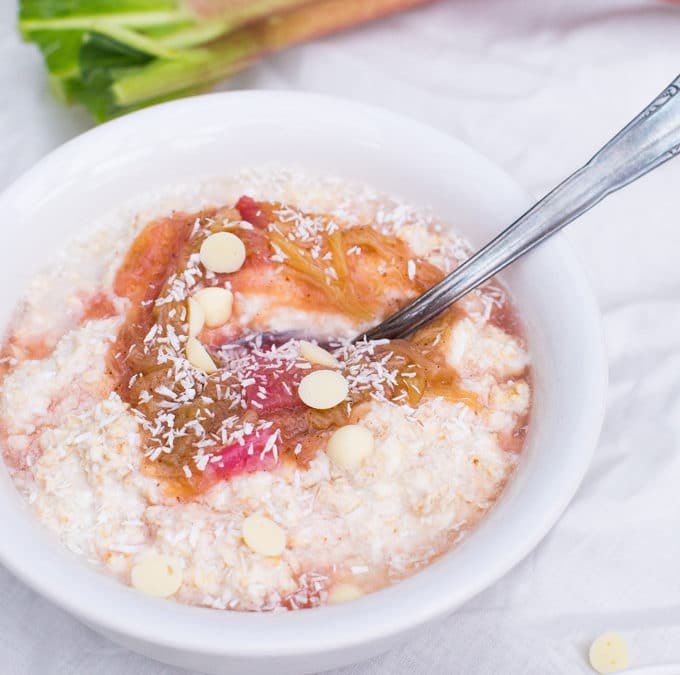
153 19 232 50
111 41 253 106
90 22 185 59
20 10 190 34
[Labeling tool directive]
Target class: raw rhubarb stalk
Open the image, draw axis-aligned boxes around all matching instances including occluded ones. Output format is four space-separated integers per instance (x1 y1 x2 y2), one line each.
18 0 333 85
20 0 435 120
156 0 319 49
184 0 315 22
113 0 435 107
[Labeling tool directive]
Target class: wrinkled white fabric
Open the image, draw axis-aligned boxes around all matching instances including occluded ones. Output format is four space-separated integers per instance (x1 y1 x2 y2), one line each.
1 0 680 673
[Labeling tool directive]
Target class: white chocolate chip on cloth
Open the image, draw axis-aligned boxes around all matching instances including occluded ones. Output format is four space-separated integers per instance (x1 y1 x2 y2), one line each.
589 632 630 674
242 515 286 557
199 231 246 273
298 369 349 409
130 553 183 598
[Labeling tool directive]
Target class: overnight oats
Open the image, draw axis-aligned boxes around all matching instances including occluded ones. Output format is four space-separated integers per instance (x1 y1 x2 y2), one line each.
0 171 530 611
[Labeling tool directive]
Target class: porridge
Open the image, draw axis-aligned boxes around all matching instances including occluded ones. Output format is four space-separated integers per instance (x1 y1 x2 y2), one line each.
0 170 530 611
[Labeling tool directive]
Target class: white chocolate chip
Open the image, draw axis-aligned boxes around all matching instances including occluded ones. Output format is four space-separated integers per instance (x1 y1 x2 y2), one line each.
186 337 217 374
588 632 630 674
298 370 349 409
192 287 233 328
326 424 374 469
130 553 183 598
187 297 205 337
242 515 286 557
299 340 340 368
199 232 246 273
328 583 364 604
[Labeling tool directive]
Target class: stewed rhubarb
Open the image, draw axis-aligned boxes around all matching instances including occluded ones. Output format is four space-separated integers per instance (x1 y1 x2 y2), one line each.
109 197 478 497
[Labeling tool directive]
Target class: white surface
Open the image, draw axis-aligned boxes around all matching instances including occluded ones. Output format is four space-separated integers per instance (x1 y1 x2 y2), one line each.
0 89 606 674
0 0 678 673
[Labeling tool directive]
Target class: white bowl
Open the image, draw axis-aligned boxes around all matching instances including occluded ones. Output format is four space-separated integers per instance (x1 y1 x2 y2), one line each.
0 92 606 674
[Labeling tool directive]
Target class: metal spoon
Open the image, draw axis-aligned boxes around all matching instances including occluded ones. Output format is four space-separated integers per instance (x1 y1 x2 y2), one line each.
357 74 680 342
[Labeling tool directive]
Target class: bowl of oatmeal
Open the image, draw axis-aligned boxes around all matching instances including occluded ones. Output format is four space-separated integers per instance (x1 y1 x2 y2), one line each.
0 92 606 674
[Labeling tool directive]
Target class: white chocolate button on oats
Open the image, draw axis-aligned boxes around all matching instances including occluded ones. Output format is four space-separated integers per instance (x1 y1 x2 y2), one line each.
199 232 246 273
299 340 340 368
187 297 205 337
186 337 217 374
192 287 233 328
328 583 364 604
242 515 286 557
588 632 630 674
130 553 183 598
326 424 374 469
298 370 349 409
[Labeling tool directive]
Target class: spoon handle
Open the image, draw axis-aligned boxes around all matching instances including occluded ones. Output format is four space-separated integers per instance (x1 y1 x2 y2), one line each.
360 74 680 341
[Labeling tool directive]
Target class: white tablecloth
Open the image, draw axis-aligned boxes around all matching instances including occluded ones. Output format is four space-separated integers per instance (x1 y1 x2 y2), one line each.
2 1 680 673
